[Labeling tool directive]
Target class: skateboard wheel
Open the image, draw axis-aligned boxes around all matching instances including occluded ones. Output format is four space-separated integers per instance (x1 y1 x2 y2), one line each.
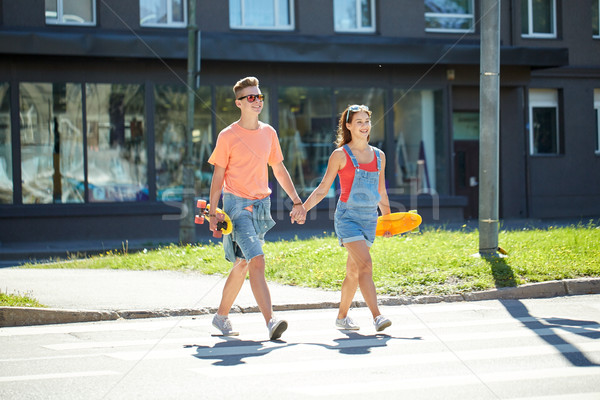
195 215 204 224
197 199 207 208
213 230 222 238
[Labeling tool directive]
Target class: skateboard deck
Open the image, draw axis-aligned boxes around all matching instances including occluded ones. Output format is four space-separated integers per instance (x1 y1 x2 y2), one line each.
375 210 422 237
195 199 232 238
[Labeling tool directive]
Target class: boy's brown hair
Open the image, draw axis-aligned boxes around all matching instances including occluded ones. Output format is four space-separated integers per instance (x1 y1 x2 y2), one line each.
233 76 259 97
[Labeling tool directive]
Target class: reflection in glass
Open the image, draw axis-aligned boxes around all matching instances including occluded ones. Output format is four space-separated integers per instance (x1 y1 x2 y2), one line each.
229 0 292 28
334 0 374 32
20 83 84 204
532 107 558 154
140 0 186 26
0 83 11 203
424 0 474 32
521 0 555 36
278 86 334 197
392 89 446 196
45 0 95 24
86 84 147 202
154 85 213 201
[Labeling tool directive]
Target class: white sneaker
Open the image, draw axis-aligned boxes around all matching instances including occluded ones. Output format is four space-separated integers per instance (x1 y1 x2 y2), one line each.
373 315 392 332
212 314 239 336
335 316 360 330
267 318 288 340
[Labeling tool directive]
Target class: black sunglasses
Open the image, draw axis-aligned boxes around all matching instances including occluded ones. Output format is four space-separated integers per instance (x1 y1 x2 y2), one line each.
237 94 265 103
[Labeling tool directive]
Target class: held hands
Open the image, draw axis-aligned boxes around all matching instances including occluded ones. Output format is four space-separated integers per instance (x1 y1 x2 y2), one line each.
289 203 306 224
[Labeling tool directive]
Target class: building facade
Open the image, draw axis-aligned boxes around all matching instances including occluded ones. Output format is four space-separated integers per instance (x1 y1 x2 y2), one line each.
0 0 599 243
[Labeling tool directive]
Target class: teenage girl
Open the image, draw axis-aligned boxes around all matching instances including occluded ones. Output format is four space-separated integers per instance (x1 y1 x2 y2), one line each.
302 104 392 332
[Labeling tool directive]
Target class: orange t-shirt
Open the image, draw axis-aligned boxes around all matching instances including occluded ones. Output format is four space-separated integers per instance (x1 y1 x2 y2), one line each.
208 121 284 200
338 148 378 203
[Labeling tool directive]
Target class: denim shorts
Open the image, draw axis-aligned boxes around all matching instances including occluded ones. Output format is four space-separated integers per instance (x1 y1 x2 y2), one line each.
334 201 378 247
229 209 265 261
223 193 269 262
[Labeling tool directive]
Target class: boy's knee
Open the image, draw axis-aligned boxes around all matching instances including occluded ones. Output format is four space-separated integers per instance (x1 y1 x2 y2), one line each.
248 255 266 271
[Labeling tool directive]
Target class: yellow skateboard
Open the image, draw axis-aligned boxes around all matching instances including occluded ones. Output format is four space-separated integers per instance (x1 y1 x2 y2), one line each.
376 210 422 237
195 199 233 238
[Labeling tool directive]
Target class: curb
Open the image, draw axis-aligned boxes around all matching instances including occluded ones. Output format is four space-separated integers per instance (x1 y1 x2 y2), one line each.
1 278 599 328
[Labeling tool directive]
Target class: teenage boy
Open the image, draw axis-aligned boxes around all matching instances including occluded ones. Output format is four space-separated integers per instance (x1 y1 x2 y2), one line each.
207 76 306 340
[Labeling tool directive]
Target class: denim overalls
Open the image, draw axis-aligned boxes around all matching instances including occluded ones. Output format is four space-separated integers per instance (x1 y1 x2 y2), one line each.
222 192 276 263
334 145 382 247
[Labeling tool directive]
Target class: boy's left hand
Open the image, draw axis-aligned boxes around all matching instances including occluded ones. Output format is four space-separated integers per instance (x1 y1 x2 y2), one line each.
290 204 306 224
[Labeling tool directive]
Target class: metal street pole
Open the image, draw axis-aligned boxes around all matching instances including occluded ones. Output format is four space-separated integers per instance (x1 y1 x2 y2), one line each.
179 0 197 244
478 0 501 256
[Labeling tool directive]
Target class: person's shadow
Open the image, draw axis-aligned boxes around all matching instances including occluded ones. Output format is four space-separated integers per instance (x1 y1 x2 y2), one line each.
307 330 422 355
185 337 294 366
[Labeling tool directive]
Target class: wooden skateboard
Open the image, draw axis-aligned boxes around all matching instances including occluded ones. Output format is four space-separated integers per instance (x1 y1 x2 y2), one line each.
195 199 232 238
375 210 422 237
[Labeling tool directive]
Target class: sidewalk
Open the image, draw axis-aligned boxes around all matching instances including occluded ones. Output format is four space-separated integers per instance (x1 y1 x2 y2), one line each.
1 266 599 328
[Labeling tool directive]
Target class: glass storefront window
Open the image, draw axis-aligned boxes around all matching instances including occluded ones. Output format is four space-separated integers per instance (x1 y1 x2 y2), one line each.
278 86 334 197
86 83 147 202
0 83 11 204
154 85 212 201
392 89 446 196
19 83 85 204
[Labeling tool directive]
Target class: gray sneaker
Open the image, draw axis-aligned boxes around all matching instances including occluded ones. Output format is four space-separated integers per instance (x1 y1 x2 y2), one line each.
373 315 392 332
335 316 360 330
267 318 288 340
212 314 239 336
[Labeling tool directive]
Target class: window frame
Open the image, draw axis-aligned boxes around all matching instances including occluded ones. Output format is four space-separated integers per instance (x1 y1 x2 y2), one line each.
424 0 475 34
334 0 376 34
594 0 600 39
140 0 188 29
521 0 557 39
45 0 97 26
229 0 295 31
528 89 561 156
595 89 600 155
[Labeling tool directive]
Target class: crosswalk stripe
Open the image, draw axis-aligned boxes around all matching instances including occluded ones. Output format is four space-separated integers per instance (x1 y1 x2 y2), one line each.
109 339 600 362
289 367 600 397
0 370 120 383
509 392 600 400
37 323 599 351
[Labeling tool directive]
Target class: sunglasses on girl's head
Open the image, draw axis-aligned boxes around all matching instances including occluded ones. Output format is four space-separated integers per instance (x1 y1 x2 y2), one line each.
346 104 369 122
237 94 265 103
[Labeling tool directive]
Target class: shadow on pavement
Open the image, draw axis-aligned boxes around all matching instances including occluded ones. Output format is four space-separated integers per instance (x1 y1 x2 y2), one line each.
500 299 600 367
187 337 295 366
307 331 422 355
